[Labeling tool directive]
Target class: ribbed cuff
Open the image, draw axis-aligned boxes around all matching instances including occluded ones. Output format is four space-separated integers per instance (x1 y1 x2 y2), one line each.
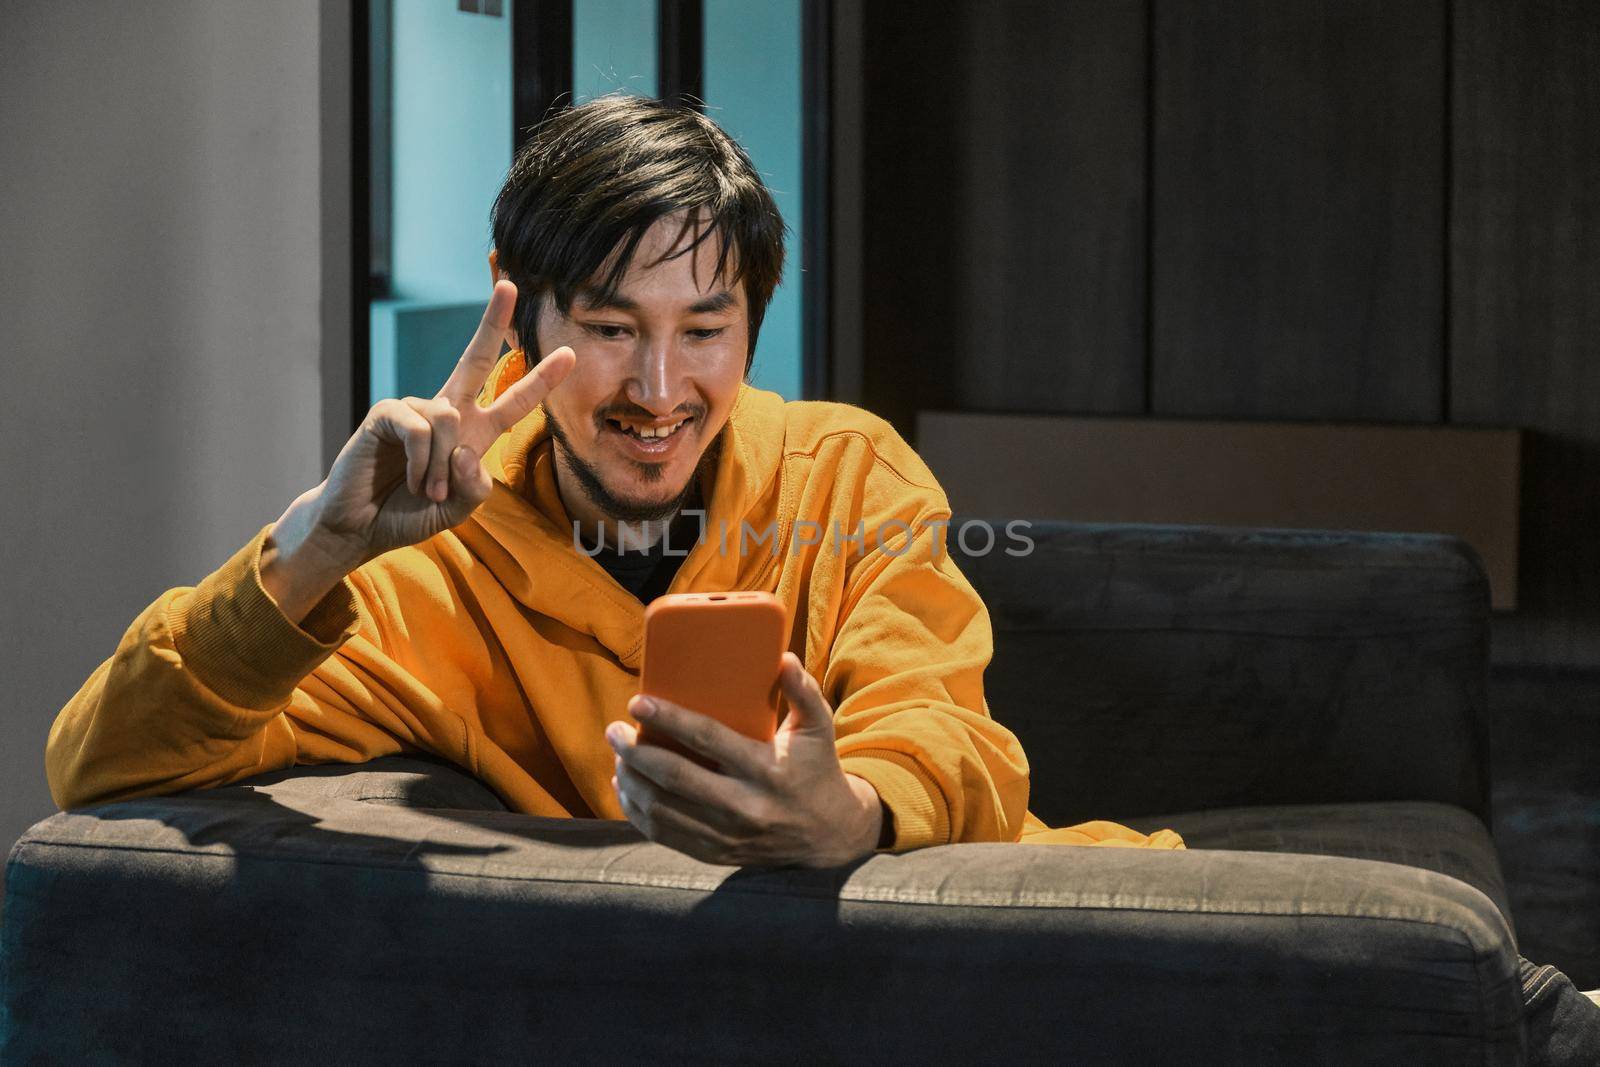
838 750 951 851
167 523 362 711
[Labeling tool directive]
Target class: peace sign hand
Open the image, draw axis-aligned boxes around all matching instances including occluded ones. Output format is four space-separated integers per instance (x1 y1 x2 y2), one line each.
312 279 574 567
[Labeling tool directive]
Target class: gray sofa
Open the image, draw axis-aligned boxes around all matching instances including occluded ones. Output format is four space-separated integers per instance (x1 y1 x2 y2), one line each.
2 522 1525 1063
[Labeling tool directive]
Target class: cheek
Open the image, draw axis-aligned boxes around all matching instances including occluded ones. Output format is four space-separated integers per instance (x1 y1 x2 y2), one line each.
703 347 747 396
547 358 611 423
686 361 745 450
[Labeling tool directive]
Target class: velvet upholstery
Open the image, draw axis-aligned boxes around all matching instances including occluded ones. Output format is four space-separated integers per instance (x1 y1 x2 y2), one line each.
2 523 1524 1063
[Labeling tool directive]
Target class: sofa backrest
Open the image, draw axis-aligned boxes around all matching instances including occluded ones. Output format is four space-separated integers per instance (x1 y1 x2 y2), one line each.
950 520 1493 828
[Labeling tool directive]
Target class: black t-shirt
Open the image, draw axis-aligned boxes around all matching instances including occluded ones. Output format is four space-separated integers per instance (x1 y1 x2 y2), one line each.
582 510 706 604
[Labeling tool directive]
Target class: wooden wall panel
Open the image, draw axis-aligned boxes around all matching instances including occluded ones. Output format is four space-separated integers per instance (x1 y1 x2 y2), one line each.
1452 0 1600 667
860 0 1147 437
952 0 1148 414
918 412 1522 609
1151 1 1446 421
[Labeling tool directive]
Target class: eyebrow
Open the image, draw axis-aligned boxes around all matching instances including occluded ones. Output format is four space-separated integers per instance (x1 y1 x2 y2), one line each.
575 287 739 315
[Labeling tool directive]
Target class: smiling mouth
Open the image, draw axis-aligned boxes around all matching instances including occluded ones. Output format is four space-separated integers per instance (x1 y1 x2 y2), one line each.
604 415 693 441
601 415 697 461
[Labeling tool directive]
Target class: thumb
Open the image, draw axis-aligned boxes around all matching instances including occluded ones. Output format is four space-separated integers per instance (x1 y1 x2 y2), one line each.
777 652 834 737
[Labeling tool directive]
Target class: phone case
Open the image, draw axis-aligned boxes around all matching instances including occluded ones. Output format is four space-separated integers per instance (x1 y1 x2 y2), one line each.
637 592 788 769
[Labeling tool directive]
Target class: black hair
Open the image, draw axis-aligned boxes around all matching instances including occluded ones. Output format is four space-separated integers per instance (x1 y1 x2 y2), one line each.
490 93 787 370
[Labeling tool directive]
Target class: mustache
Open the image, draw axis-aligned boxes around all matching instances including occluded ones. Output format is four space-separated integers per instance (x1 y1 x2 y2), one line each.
592 403 705 428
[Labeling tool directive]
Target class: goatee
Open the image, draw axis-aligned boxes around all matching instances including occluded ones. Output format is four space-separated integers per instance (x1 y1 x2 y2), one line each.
545 406 723 524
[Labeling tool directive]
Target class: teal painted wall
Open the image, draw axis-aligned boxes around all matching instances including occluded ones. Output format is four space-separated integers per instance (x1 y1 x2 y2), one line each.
388 0 511 302
373 1 513 405
704 0 803 400
574 0 657 102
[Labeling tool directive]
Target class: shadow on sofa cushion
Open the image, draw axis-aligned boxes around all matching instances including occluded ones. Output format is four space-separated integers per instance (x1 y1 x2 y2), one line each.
223 755 510 813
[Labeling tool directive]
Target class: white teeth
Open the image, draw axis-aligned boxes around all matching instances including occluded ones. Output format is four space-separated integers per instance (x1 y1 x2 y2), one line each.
624 420 685 440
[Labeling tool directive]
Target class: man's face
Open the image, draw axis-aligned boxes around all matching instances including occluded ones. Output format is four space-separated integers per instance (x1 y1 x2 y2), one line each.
520 212 749 523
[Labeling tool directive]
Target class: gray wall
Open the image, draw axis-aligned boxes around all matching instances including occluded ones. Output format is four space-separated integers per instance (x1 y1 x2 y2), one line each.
0 1 351 882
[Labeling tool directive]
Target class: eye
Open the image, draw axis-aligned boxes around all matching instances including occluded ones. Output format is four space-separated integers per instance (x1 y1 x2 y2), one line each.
584 323 630 340
688 327 727 340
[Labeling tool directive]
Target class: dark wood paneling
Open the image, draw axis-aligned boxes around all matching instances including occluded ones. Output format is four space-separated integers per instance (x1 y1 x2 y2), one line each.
828 0 864 404
860 0 1147 437
919 411 1523 609
1452 0 1600 666
1151 1 1446 421
951 0 1148 414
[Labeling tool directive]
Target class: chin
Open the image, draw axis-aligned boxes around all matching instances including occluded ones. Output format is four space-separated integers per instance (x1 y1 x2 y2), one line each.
563 450 696 523
605 462 698 511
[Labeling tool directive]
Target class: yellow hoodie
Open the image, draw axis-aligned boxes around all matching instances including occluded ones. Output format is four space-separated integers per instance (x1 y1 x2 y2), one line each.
46 353 1183 853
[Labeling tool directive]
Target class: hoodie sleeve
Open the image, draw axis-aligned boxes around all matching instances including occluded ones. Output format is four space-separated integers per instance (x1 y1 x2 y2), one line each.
45 523 421 811
826 513 1030 851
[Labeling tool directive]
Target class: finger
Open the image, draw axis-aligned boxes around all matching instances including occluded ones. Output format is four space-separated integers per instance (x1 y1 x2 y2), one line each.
616 762 741 852
368 398 434 498
403 397 460 504
630 693 775 782
619 784 719 859
484 345 576 435
776 653 835 736
447 444 491 507
435 279 518 405
612 721 762 818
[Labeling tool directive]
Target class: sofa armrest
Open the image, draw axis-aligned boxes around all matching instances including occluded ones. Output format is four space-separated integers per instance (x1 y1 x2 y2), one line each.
4 779 1523 1064
953 521 1493 828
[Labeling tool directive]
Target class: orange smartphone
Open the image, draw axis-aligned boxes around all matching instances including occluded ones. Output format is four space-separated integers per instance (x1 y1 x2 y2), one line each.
637 591 788 770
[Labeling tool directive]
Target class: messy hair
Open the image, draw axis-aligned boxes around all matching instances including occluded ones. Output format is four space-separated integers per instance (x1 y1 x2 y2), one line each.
490 93 787 370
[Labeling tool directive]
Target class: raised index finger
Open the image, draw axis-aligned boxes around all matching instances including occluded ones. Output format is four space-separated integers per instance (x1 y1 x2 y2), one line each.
435 279 518 404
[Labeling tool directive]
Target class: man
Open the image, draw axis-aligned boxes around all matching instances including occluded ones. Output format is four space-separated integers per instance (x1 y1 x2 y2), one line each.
44 95 1597 1055
46 93 1176 865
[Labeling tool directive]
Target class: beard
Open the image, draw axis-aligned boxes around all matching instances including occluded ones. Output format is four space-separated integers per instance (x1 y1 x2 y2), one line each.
545 405 723 523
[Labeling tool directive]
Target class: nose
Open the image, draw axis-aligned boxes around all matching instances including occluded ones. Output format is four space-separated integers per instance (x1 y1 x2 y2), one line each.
622 334 684 415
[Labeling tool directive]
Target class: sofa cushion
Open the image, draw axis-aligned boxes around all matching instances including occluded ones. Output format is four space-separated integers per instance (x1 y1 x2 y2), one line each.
229 755 511 812
221 763 1516 939
1118 800 1514 937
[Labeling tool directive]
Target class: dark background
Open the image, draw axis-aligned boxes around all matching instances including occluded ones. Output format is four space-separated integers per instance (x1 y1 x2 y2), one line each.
847 0 1599 982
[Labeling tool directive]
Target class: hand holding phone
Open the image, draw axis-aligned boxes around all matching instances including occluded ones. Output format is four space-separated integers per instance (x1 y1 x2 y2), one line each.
612 606 890 867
